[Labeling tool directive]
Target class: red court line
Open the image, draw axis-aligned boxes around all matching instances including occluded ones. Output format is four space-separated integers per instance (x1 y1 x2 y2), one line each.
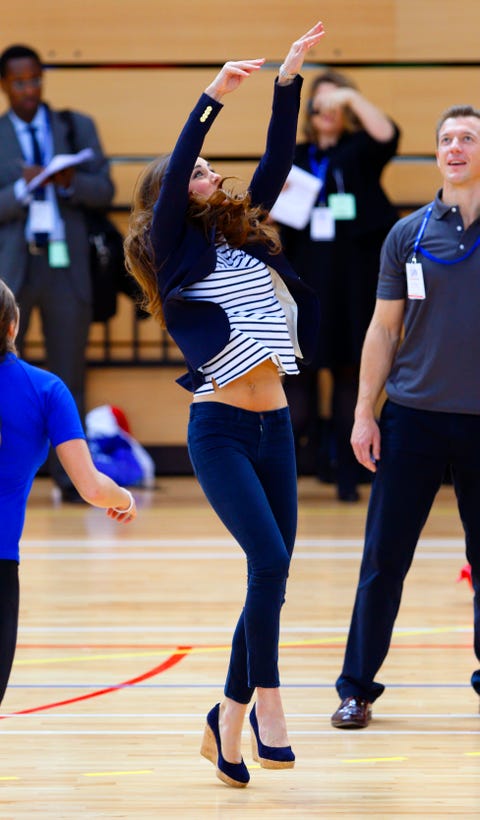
0 645 192 720
17 644 189 650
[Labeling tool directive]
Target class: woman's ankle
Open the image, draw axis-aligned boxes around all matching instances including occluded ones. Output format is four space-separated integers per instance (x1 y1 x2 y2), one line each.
254 689 290 747
218 698 247 762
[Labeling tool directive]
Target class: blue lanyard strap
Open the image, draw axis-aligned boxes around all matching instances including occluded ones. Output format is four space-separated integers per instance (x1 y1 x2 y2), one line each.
413 202 480 265
419 237 480 265
412 204 433 261
308 146 329 181
308 147 329 204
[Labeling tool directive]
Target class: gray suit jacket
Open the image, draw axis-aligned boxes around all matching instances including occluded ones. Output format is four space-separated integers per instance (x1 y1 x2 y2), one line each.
0 104 114 301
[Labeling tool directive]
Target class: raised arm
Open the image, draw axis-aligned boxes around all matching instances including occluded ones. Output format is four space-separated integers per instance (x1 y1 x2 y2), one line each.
351 298 405 471
277 21 325 85
248 22 326 209
151 22 325 267
319 85 396 143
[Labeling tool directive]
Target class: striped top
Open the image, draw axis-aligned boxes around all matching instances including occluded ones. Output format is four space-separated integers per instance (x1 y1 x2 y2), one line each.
181 244 299 395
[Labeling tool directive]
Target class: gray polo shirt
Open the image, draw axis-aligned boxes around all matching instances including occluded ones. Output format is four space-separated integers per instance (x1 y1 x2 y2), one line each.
377 190 480 414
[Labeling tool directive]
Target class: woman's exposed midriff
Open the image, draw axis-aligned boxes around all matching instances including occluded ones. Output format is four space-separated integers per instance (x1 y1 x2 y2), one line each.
192 359 288 412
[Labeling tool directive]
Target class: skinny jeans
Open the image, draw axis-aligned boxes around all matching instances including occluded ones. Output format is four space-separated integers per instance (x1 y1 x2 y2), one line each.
188 402 297 704
336 400 480 703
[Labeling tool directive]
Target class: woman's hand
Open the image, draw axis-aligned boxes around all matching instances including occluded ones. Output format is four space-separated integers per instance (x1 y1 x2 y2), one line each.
279 21 326 83
204 22 325 100
317 86 355 113
205 59 266 101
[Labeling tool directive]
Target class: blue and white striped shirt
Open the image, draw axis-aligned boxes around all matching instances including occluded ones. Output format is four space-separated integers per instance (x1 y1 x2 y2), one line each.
181 244 299 395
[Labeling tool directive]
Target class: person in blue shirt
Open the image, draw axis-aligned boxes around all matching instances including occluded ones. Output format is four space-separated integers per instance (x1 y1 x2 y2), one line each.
0 278 136 707
125 23 324 788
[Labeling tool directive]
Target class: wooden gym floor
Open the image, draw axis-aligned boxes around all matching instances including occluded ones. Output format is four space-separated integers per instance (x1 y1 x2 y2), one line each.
1 476 478 819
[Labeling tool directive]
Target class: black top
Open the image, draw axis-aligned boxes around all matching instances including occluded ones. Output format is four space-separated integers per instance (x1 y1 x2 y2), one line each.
279 125 400 368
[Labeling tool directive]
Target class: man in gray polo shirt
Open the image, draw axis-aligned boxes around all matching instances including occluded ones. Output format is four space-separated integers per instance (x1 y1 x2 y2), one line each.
330 104 480 729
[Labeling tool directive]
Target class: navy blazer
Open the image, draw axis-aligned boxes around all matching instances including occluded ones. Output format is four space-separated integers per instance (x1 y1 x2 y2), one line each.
150 76 320 392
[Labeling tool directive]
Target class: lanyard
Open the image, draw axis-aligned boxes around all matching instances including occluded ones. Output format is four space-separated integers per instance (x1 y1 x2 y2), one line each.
412 202 480 265
308 146 329 182
308 147 330 204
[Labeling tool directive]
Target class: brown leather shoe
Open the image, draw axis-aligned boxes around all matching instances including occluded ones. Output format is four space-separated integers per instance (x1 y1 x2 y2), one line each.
331 696 372 729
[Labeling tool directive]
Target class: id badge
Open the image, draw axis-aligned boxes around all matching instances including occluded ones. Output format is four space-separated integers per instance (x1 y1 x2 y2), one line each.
310 207 335 241
48 240 70 268
327 193 356 220
405 262 426 299
30 200 55 233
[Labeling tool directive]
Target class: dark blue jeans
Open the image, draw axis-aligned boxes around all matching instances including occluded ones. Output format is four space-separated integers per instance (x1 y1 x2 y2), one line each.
188 402 297 704
336 400 480 703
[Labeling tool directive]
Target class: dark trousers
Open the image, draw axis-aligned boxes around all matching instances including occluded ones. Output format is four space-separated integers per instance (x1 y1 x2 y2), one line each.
187 402 297 704
16 252 91 489
336 400 480 703
0 560 19 705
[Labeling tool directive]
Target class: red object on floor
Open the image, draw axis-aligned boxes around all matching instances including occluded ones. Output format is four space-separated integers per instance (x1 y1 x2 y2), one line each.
110 405 131 434
457 564 473 590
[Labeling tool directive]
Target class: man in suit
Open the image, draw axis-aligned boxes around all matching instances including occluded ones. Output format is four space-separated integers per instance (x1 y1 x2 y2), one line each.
0 44 114 502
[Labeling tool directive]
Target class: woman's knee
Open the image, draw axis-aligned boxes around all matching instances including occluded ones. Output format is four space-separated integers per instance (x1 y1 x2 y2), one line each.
249 552 290 585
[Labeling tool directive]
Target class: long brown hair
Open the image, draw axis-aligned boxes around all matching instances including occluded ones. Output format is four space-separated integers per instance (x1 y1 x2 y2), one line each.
124 157 282 325
0 279 18 357
124 155 170 326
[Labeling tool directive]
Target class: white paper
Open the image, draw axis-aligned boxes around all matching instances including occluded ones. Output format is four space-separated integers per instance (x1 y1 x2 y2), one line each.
30 200 55 232
270 165 322 230
26 148 94 192
310 206 335 240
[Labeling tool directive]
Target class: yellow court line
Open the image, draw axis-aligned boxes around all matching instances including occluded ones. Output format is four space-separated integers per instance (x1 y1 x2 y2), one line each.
15 628 471 667
464 751 480 757
83 770 154 777
15 642 328 666
342 757 407 764
0 776 20 780
385 626 471 638
14 651 180 666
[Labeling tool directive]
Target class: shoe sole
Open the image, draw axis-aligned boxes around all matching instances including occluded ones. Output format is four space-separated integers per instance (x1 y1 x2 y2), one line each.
331 719 369 729
250 727 295 769
200 723 248 788
331 711 372 730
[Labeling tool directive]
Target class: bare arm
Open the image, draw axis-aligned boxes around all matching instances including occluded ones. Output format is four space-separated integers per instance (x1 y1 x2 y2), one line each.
351 298 405 472
323 87 396 143
56 439 137 522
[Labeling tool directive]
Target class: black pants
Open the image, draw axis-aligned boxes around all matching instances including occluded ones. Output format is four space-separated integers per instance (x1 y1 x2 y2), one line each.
0 560 19 705
336 401 480 702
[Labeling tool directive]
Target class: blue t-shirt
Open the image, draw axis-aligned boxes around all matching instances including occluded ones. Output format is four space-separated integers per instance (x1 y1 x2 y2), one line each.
0 353 86 561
